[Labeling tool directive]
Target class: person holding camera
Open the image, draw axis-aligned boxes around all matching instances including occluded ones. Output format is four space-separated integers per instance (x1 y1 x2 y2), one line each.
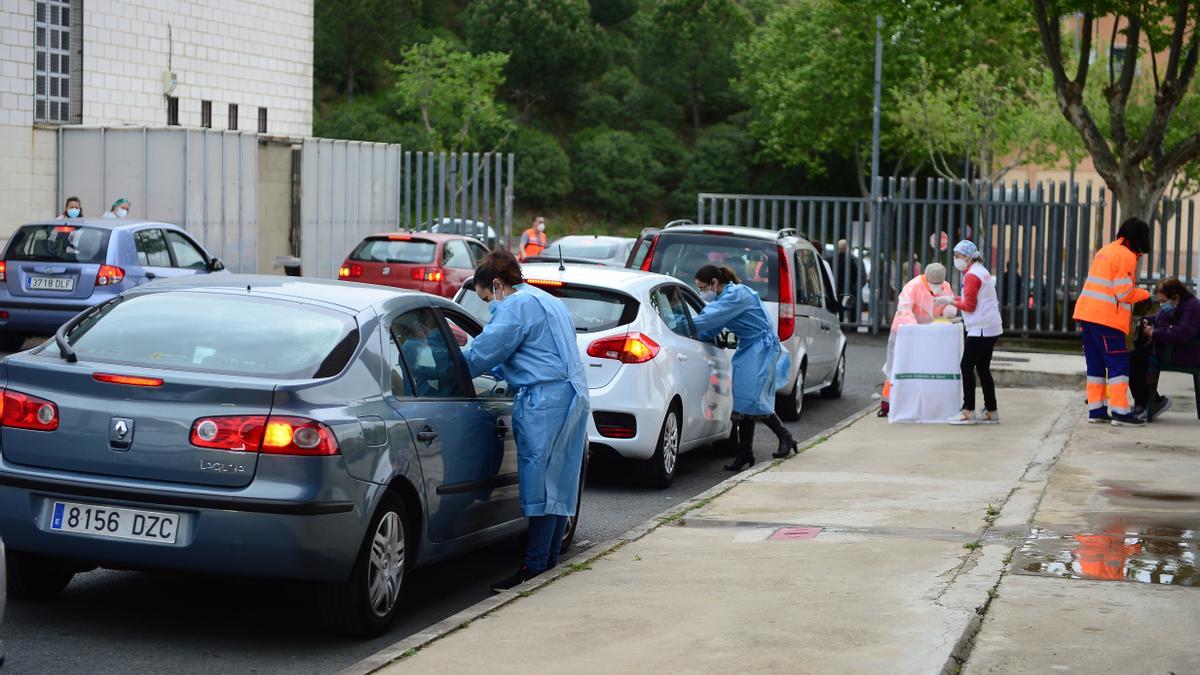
1129 277 1200 421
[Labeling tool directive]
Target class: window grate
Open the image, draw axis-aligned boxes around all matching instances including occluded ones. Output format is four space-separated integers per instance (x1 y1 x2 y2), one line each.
201 100 212 128
167 96 179 126
228 103 238 130
34 0 72 123
258 107 267 134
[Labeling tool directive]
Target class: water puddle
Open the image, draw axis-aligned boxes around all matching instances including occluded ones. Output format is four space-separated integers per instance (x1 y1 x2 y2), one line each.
1013 518 1198 587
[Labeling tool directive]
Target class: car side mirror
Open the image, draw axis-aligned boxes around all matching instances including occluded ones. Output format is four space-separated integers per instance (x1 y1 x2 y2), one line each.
840 294 856 312
208 257 225 272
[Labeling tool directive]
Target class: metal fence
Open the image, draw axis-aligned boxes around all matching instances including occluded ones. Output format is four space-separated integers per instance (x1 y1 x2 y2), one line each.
699 179 1199 337
299 139 514 279
58 127 260 273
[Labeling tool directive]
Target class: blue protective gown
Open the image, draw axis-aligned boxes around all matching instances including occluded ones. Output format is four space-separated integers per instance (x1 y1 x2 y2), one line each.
463 284 590 517
692 283 781 416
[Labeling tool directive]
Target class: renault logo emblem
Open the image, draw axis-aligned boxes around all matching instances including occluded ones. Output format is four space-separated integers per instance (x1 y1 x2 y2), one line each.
110 417 135 448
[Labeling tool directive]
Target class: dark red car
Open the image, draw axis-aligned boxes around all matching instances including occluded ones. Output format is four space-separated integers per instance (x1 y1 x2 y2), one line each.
338 232 489 298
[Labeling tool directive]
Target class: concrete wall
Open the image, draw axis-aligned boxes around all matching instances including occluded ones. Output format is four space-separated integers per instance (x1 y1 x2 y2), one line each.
0 125 59 238
80 0 313 136
257 140 294 274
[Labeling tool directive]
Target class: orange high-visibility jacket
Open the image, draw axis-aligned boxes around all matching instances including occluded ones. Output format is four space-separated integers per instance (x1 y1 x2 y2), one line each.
521 228 547 259
1072 238 1150 333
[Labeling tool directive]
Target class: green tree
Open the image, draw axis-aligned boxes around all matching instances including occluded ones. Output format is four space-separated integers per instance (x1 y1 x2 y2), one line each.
314 0 420 101
669 122 755 215
589 0 639 26
1032 0 1200 221
504 126 573 208
578 67 682 130
570 127 664 219
390 38 514 154
644 0 755 138
737 0 1041 195
464 0 607 108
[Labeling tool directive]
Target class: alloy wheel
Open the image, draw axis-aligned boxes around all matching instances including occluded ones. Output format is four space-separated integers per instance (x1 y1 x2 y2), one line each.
794 370 805 417
662 410 680 477
367 511 405 617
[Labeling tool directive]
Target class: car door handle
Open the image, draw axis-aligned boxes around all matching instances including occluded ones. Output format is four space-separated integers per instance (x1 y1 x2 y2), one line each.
416 427 438 444
677 354 688 362
144 272 157 279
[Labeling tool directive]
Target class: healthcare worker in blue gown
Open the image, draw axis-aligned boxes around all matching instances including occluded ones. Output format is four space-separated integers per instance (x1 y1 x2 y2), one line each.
692 264 782 471
462 250 590 593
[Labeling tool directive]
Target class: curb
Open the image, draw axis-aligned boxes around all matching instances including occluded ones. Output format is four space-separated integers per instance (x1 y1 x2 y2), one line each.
991 367 1084 390
338 402 876 675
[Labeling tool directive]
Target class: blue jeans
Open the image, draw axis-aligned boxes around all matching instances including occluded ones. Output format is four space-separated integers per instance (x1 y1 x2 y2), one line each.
525 514 569 572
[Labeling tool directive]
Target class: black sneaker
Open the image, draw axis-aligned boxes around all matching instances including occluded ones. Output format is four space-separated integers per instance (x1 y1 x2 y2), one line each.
1148 396 1173 421
490 566 539 593
1110 412 1145 427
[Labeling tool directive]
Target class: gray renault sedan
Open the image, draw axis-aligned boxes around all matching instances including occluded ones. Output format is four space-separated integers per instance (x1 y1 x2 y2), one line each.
0 275 581 636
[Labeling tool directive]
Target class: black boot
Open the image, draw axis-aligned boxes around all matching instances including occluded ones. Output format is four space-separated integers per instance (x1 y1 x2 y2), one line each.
724 418 757 471
764 414 799 458
490 566 539 593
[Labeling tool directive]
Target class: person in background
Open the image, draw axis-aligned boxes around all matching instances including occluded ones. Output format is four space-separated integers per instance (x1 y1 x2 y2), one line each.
1130 277 1200 420
102 198 131 219
1072 218 1152 426
519 216 548 261
834 239 866 321
56 196 83 219
939 240 1004 424
463 250 589 592
692 264 780 471
880 262 957 417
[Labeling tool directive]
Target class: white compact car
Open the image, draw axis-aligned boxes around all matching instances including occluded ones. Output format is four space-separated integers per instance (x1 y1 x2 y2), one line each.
455 263 733 487
628 223 850 421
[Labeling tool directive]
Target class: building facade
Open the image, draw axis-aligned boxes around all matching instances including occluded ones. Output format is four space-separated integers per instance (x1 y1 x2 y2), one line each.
0 0 313 234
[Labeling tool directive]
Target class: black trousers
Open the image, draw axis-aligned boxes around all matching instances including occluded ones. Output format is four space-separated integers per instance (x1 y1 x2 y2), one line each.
1128 343 1160 408
961 335 998 412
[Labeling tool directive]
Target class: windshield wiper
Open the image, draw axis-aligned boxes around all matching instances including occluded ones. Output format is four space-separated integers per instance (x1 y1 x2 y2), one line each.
54 320 78 363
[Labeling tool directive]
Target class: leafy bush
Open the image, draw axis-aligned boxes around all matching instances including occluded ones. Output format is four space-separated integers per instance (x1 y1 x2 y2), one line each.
668 123 755 216
504 126 572 209
570 127 663 220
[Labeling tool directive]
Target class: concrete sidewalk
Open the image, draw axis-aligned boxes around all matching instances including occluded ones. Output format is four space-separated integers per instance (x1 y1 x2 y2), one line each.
367 358 1197 674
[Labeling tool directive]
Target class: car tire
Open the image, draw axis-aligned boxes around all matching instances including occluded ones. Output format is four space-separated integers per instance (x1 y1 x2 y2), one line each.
642 405 681 488
0 331 27 352
318 494 410 638
821 350 846 399
6 550 75 600
777 367 805 422
560 446 589 555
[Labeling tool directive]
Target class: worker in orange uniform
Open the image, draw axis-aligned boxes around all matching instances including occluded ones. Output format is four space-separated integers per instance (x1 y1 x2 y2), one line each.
1072 218 1152 426
519 216 548 261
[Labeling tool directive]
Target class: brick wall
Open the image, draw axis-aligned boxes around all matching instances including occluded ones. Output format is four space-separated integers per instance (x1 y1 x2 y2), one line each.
81 0 313 136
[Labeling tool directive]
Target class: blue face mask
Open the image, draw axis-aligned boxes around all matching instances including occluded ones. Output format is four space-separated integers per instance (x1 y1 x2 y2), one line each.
1161 301 1175 312
66 207 80 218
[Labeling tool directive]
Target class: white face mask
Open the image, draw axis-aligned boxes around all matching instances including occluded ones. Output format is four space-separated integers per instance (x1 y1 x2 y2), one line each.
537 223 546 233
116 208 129 218
953 258 969 272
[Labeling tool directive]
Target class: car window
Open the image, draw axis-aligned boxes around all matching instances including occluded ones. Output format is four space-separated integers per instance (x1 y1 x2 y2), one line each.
443 240 473 270
650 286 695 339
628 237 653 268
647 233 779 301
56 292 359 379
549 239 619 260
388 309 468 398
441 309 512 398
797 250 824 308
164 230 208 269
6 225 111 264
350 238 437 264
467 241 489 265
135 229 172 267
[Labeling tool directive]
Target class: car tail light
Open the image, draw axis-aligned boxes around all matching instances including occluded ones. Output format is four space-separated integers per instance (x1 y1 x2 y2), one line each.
388 234 411 240
587 332 659 364
526 278 565 287
1 389 59 431
93 373 164 387
0 261 6 282
777 245 795 341
339 263 363 279
190 415 339 455
96 265 125 286
424 268 443 283
639 236 659 271
261 416 339 456
409 267 444 282
702 229 732 236
594 412 637 439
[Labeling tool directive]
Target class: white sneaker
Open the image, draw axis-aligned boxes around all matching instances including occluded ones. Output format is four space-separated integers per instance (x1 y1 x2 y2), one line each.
975 410 1000 424
948 410 976 424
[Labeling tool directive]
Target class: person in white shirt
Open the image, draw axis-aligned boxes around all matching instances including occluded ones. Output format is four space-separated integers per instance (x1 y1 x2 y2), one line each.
101 198 130 219
938 240 1004 423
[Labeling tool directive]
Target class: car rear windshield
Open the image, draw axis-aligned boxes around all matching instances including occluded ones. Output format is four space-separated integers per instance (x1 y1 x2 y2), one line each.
6 225 111 264
350 238 437 264
648 233 780 301
458 282 638 333
549 241 618 260
52 292 359 379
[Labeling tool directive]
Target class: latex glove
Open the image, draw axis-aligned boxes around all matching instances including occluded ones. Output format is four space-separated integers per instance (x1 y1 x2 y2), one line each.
943 305 959 318
934 295 956 306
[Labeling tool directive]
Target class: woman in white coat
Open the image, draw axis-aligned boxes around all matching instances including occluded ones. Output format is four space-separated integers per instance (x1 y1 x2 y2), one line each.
938 240 1004 423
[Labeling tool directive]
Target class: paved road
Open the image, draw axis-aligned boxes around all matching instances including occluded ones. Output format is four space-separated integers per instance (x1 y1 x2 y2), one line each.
1 336 885 674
